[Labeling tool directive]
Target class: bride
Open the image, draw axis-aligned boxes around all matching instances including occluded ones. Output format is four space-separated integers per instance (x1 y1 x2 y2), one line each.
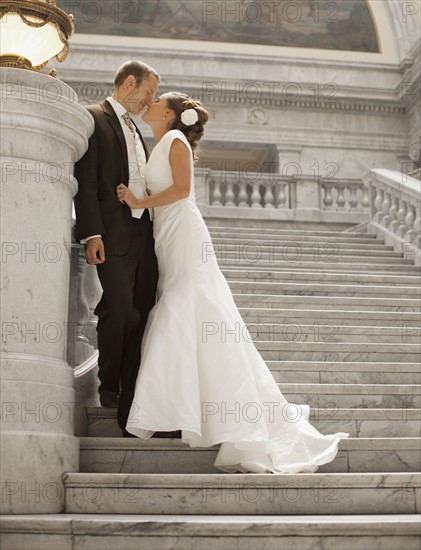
116 92 348 473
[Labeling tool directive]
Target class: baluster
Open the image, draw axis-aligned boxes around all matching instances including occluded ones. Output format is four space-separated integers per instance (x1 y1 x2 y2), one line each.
225 181 235 207
381 192 392 227
373 187 384 222
238 181 248 207
76 254 89 342
264 183 275 208
251 181 262 208
404 203 416 242
348 185 358 210
277 183 287 208
323 183 333 209
336 184 346 210
204 169 212 206
389 195 399 232
396 199 408 237
83 263 102 349
211 179 223 206
74 251 94 365
413 207 421 249
361 184 370 210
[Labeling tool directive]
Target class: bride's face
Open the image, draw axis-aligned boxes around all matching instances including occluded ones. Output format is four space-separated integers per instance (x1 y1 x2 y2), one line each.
142 94 174 126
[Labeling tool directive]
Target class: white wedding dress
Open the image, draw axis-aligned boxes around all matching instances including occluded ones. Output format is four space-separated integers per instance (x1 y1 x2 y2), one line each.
126 129 349 473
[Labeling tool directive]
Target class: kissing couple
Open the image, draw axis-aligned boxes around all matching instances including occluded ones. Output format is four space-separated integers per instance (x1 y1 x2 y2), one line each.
74 60 348 473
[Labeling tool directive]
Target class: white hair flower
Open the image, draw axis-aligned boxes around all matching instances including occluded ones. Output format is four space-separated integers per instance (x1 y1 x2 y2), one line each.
181 108 199 126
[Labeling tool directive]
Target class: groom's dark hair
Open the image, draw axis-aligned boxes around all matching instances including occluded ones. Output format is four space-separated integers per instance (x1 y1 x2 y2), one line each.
114 60 160 87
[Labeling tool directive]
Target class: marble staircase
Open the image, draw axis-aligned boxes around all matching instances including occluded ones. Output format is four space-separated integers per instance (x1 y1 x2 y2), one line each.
2 219 420 549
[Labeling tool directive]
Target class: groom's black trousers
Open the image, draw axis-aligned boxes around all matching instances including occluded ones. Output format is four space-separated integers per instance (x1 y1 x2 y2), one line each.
95 210 158 429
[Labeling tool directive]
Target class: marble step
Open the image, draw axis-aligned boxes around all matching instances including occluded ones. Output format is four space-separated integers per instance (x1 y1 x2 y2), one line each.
3 514 420 550
238 324 421 344
278 383 420 408
79 437 421 475
228 280 421 298
210 233 388 246
238 307 421 327
254 340 421 361
206 224 375 237
213 250 408 264
86 407 421 439
63 472 421 515
211 242 401 259
268 361 421 384
233 293 421 311
311 408 421 438
220 260 420 273
208 340 421 363
205 218 353 228
223 268 421 286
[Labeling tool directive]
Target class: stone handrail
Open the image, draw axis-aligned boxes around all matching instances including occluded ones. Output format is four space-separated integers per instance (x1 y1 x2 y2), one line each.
364 169 421 265
408 167 421 181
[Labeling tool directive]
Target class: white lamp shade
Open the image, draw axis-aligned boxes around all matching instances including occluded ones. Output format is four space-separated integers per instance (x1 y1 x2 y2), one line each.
0 13 66 67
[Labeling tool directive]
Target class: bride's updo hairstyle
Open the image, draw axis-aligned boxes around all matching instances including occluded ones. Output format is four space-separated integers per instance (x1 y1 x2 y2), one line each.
165 92 209 162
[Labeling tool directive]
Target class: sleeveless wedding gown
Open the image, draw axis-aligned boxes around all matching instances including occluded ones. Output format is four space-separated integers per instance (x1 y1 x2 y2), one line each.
125 129 349 473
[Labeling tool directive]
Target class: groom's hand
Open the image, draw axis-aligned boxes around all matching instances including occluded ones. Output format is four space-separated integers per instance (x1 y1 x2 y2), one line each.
85 237 105 265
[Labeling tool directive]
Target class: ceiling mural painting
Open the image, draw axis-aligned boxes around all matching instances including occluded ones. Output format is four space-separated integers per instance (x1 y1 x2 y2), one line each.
58 0 379 52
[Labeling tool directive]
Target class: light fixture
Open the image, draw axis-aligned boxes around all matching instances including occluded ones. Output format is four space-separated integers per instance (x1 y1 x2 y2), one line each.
0 0 74 70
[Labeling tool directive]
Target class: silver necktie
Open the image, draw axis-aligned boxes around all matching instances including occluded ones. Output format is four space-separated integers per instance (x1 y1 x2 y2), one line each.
122 112 136 139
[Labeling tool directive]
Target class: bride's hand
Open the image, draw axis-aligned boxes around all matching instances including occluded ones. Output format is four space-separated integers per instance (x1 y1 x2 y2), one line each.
117 184 138 208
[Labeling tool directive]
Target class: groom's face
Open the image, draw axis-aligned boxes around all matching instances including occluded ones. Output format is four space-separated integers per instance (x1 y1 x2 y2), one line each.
124 74 159 116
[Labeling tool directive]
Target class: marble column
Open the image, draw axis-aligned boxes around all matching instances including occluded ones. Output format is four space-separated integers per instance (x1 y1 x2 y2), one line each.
0 68 94 513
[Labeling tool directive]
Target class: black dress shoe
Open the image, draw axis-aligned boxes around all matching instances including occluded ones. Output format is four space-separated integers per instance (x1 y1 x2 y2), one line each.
99 395 119 408
151 430 182 439
99 389 119 408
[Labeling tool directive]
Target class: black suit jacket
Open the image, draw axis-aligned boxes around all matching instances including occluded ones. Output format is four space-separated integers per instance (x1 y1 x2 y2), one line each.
74 100 150 256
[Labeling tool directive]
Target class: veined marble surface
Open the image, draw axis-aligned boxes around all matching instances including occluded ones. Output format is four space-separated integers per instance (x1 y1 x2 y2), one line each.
86 405 421 439
239 308 421 327
1 514 420 550
77 436 420 475
63 472 421 515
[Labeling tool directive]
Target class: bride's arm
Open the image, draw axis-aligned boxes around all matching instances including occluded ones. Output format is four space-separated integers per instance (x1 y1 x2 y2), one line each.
117 139 191 208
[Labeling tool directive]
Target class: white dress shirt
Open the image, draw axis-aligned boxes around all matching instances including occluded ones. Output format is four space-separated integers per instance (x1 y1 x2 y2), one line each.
81 96 151 244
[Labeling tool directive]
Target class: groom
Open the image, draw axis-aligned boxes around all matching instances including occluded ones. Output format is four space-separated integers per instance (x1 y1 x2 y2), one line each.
74 60 159 436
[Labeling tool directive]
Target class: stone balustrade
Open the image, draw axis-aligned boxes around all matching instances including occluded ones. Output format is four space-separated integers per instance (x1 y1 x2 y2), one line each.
364 169 421 265
204 169 293 210
321 179 370 213
68 221 102 436
67 222 101 367
196 168 369 224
